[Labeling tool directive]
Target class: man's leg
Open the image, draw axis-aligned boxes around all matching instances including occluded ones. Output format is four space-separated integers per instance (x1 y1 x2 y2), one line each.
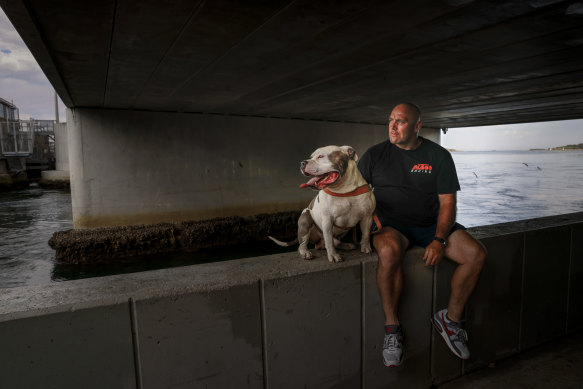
373 227 409 367
372 227 410 325
443 230 487 322
431 229 486 360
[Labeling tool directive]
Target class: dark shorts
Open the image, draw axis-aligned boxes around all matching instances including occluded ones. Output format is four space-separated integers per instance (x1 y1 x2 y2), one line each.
372 217 466 249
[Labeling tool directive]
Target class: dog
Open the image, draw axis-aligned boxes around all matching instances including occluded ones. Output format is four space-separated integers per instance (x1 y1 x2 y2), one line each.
269 145 376 263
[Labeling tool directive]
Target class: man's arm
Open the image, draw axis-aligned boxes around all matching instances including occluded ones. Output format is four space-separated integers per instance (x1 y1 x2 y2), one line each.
423 193 456 266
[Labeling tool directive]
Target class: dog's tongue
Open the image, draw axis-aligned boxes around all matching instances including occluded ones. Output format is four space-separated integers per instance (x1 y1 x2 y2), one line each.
300 172 339 189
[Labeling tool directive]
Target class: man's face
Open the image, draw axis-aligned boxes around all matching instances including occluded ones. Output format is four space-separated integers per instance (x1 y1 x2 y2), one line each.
388 105 421 148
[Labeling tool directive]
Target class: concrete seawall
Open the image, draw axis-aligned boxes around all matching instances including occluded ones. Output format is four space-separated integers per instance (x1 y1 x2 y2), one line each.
1 212 581 388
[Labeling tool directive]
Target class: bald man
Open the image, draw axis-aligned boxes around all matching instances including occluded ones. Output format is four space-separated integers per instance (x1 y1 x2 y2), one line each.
358 103 486 367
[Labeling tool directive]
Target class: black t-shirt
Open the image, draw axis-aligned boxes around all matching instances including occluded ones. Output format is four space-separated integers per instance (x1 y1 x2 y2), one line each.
358 137 460 227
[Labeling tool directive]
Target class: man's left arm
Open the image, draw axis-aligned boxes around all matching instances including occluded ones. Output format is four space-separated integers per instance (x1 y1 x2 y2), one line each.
423 193 456 266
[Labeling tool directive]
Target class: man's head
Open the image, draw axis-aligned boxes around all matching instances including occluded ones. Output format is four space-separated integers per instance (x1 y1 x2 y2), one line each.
388 103 422 150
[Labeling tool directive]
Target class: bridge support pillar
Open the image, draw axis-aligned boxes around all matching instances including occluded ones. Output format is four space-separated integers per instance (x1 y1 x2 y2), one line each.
67 108 387 229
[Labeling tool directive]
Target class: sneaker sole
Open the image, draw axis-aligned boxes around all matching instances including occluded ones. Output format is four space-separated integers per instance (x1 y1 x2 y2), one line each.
430 316 469 360
383 353 403 367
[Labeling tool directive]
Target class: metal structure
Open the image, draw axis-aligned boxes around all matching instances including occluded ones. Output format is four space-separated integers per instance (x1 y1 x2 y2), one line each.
1 98 55 159
0 98 30 157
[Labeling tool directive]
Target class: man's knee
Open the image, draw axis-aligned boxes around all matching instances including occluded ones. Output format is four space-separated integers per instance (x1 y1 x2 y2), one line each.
468 240 487 272
373 233 406 269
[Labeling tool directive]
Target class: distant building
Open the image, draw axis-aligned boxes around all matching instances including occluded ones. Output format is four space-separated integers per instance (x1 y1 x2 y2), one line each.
1 98 57 189
1 97 32 157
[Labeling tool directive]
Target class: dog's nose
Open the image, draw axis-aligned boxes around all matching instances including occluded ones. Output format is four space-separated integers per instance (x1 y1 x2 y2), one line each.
300 160 307 169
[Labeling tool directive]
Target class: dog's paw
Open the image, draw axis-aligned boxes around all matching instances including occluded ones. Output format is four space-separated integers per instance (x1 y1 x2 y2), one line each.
361 244 373 254
299 249 314 260
328 253 343 263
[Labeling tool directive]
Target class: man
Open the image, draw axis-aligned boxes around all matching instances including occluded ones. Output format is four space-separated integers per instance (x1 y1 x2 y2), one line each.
358 103 486 367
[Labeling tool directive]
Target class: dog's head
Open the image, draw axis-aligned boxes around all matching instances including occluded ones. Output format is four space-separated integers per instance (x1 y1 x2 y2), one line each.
299 145 358 189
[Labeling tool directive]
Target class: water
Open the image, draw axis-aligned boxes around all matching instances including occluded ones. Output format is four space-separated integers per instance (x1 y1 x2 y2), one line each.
1 150 582 288
0 186 73 288
452 150 583 227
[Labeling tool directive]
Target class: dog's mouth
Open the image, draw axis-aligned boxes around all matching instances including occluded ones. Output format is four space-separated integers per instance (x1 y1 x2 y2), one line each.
299 171 340 189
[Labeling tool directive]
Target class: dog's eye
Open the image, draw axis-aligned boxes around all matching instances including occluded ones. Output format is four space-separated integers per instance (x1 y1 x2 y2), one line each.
317 155 325 159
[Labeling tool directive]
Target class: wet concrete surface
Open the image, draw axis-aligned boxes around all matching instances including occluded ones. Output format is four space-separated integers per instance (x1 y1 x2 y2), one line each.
438 330 583 389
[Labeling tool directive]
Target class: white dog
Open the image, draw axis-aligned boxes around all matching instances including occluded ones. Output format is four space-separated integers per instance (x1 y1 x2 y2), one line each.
270 145 376 262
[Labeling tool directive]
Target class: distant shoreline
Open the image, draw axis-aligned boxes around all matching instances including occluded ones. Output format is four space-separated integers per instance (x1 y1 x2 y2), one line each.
448 144 583 152
531 143 583 151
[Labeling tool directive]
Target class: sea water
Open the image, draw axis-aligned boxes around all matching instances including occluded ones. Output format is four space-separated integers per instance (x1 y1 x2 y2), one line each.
453 150 583 227
1 150 582 288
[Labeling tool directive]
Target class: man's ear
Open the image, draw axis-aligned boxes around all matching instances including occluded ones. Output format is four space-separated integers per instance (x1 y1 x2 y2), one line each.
340 145 358 161
415 120 422 134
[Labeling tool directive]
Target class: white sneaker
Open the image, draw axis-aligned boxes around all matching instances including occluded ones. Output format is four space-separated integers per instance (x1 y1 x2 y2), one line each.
382 331 403 367
431 309 470 360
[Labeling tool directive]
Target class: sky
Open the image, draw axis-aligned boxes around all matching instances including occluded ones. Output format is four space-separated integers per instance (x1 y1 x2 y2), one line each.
440 120 582 151
1 7 581 150
0 8 66 121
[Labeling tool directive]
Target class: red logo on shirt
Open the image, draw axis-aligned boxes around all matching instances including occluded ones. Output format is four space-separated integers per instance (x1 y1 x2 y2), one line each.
411 163 432 173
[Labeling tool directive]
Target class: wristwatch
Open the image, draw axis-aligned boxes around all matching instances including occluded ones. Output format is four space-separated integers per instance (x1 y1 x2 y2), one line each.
434 237 447 248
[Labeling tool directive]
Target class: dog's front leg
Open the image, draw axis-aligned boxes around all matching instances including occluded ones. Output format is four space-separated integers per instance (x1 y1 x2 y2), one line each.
297 209 314 260
359 215 373 254
321 217 342 263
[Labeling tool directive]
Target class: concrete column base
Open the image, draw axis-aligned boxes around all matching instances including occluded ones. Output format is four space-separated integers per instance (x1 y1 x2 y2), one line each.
39 170 70 190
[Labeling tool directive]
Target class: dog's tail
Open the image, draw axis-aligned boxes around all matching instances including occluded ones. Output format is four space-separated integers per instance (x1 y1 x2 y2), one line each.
268 236 298 247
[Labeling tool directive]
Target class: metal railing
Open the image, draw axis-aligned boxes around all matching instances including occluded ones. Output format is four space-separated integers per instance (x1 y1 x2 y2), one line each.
1 119 55 157
0 121 33 156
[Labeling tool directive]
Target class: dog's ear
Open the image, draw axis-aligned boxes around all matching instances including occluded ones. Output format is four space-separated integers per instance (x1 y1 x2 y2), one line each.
340 145 358 161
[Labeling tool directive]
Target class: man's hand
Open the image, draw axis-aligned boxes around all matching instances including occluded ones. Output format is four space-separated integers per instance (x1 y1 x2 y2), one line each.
423 240 445 267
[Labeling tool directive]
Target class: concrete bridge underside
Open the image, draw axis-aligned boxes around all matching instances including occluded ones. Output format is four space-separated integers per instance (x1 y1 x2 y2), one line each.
1 0 583 230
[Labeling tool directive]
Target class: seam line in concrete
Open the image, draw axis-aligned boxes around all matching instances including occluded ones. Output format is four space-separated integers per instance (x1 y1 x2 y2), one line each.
361 262 365 389
566 226 573 333
102 0 118 107
518 232 527 351
430 264 437 378
259 279 269 389
129 297 143 389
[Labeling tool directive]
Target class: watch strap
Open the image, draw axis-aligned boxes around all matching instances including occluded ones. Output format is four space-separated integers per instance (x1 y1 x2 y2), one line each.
434 237 447 247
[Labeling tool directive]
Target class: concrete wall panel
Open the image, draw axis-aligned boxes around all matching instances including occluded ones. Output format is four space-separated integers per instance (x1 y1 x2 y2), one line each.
568 223 583 332
364 247 434 389
264 266 361 389
431 256 462 384
1 214 582 388
55 121 69 171
521 227 571 349
136 285 264 389
0 304 135 389
465 233 524 373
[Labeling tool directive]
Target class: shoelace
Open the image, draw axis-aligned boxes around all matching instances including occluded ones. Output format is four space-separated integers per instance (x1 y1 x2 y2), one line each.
453 327 468 344
383 333 401 351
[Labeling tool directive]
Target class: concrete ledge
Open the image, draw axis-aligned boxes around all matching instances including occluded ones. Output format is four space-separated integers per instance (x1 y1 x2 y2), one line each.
2 212 582 388
39 169 70 189
48 211 301 263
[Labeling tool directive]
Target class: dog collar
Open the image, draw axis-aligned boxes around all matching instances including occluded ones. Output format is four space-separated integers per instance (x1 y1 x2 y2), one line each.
323 184 371 197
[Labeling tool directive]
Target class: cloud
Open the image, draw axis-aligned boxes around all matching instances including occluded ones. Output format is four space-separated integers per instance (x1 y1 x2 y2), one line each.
502 128 533 139
0 8 66 119
0 12 46 85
